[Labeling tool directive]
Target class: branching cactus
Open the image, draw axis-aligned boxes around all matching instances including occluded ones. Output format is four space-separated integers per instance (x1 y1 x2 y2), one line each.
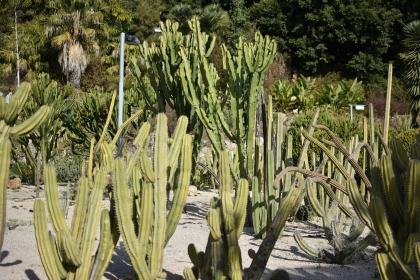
113 114 192 279
0 82 49 254
183 151 305 280
347 135 420 280
184 151 248 279
294 180 374 264
33 161 116 279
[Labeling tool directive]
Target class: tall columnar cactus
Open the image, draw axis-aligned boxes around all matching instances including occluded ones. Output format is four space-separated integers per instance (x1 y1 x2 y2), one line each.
347 136 420 280
0 82 49 254
33 161 117 279
113 114 192 279
183 152 305 280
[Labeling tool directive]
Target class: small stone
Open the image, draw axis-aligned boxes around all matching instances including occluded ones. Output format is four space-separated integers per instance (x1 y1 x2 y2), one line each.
188 185 197 196
7 178 21 190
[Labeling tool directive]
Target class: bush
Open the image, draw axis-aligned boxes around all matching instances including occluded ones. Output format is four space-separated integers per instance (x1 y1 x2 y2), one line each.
52 156 83 183
365 96 407 118
287 107 363 162
9 162 34 184
394 128 420 154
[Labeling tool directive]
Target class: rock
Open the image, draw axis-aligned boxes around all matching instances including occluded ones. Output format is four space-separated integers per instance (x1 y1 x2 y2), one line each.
7 178 21 190
188 185 197 196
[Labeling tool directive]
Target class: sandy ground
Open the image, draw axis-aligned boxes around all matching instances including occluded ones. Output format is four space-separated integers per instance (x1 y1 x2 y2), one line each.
1 185 379 280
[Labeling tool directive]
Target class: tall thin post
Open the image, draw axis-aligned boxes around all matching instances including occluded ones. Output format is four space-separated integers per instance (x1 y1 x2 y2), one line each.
14 9 20 87
117 32 125 154
383 63 392 146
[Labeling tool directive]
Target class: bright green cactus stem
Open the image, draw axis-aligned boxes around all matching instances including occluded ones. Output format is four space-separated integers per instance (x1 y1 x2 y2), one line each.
33 148 117 280
185 151 249 279
0 82 49 255
113 114 192 279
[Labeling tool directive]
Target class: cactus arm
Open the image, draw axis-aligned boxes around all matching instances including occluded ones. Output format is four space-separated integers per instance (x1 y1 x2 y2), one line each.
301 129 353 182
33 200 63 279
294 232 320 258
404 233 420 264
5 82 31 123
149 114 168 278
44 165 82 266
405 160 420 234
76 171 108 278
114 158 151 279
375 249 396 280
251 176 262 238
415 242 420 273
380 156 404 226
183 267 197 280
375 130 391 155
349 178 377 235
247 184 305 280
234 179 248 239
273 166 348 194
166 134 192 244
89 209 116 280
110 109 145 149
0 138 10 254
229 246 243 280
9 105 50 137
70 177 89 245
306 181 325 217
390 138 409 171
49 235 67 279
167 115 188 167
126 122 151 177
137 180 153 259
94 91 116 154
313 179 354 218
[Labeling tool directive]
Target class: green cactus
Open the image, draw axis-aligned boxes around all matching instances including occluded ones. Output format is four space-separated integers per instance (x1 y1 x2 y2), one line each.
294 180 373 264
113 114 192 279
0 82 50 255
33 162 116 279
185 151 305 280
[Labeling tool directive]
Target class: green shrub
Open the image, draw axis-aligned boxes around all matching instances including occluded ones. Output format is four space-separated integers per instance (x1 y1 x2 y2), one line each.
394 128 420 153
52 156 82 183
9 162 34 184
287 107 363 162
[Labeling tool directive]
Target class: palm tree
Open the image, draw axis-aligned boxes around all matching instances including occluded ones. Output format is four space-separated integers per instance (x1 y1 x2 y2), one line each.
46 1 101 88
402 20 420 127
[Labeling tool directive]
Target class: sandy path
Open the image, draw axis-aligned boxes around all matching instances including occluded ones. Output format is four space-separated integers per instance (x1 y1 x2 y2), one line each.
1 185 379 279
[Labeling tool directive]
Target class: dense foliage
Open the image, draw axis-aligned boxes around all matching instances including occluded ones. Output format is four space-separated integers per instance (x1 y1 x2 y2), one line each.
0 0 418 92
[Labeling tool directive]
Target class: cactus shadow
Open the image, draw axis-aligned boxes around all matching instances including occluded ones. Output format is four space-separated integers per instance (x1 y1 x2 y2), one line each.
182 202 209 219
24 269 42 280
103 241 134 280
0 250 22 266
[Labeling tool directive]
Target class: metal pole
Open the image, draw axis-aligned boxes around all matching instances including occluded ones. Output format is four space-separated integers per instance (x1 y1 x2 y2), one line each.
118 32 125 153
350 105 354 122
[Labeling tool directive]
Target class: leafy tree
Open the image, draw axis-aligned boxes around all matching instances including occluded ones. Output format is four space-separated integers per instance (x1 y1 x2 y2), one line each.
0 0 49 86
249 0 402 80
402 21 420 128
128 0 164 43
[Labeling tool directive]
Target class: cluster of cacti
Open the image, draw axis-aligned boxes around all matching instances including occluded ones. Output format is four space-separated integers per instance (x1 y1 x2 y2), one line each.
184 151 248 279
34 162 116 279
184 150 305 280
112 114 193 279
347 135 420 279
0 82 50 254
294 180 374 264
